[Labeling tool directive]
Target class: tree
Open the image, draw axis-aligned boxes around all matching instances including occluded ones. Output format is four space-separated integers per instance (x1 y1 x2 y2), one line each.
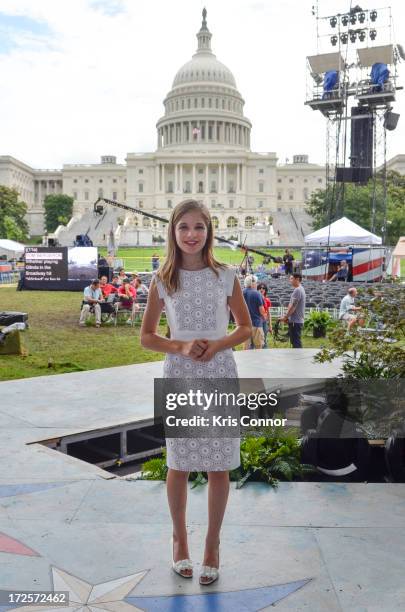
0 185 29 240
306 171 405 246
44 194 74 233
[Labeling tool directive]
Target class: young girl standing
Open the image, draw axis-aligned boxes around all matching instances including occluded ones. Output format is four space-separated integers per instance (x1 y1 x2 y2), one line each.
141 199 251 585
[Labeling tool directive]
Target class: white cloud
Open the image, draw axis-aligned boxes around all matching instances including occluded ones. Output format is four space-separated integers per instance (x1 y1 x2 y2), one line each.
0 0 404 169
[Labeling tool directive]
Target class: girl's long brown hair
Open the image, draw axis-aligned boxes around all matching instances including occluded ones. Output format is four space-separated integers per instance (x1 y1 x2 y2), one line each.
157 199 226 294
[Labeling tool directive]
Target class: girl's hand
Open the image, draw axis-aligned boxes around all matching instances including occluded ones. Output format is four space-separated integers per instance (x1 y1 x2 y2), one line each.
180 339 208 360
195 340 220 362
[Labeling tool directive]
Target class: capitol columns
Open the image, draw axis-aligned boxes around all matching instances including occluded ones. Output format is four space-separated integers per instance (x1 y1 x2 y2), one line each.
192 164 196 193
155 165 160 193
219 164 222 192
205 164 209 194
236 163 240 193
179 163 183 194
224 163 228 193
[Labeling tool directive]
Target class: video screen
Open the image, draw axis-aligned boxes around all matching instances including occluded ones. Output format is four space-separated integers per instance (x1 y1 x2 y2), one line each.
67 247 98 281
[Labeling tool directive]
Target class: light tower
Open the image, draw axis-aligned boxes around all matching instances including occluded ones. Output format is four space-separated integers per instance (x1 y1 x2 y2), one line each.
305 4 403 242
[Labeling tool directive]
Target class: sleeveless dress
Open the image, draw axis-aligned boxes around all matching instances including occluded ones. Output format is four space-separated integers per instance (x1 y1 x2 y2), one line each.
154 266 241 472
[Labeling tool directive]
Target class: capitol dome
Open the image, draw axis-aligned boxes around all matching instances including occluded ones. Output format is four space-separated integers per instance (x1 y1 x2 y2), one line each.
156 9 251 150
172 55 237 89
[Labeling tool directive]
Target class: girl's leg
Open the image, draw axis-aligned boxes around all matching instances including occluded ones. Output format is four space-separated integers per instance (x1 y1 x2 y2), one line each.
166 468 191 568
203 471 230 569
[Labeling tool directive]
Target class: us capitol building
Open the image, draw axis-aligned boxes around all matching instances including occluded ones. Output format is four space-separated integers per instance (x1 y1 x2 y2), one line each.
6 9 399 246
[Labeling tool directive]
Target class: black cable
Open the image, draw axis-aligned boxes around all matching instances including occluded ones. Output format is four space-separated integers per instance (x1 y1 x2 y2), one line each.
94 197 278 262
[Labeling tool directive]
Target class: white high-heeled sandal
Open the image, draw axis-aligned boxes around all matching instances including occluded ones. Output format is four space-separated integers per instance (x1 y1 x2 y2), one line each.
171 537 193 578
200 541 220 586
172 558 194 578
199 565 219 585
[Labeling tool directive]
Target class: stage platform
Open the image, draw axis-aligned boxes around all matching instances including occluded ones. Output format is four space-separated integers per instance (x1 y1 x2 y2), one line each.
1 350 404 610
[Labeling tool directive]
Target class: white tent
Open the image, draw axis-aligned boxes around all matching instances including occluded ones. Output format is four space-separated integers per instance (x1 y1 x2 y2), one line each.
0 239 25 259
304 217 382 246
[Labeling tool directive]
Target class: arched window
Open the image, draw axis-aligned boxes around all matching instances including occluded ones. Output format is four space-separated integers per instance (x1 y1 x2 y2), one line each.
138 183 144 193
258 182 264 193
245 216 255 228
143 217 151 228
212 216 219 229
198 181 204 193
98 188 103 198
227 216 237 228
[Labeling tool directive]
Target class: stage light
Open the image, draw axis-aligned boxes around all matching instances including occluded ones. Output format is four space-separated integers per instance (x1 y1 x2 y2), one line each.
350 31 357 43
370 10 377 22
350 14 357 25
342 15 349 26
311 71 323 85
370 29 377 41
358 30 366 42
384 111 400 131
358 12 365 23
330 16 337 28
340 33 348 44
331 35 338 46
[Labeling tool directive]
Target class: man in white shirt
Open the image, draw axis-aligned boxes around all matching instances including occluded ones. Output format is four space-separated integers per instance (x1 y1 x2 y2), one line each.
79 279 103 327
339 287 364 331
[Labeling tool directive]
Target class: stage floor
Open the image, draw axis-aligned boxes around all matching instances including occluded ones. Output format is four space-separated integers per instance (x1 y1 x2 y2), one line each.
0 350 404 611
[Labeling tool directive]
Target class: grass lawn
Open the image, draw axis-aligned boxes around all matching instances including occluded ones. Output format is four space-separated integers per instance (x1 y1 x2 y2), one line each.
0 287 331 381
98 246 301 272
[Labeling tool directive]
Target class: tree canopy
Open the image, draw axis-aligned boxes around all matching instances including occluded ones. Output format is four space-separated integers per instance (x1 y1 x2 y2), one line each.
0 185 29 241
43 194 74 233
306 171 405 246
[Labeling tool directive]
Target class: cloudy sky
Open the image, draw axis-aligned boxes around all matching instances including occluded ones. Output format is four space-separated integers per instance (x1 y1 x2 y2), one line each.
1 0 404 169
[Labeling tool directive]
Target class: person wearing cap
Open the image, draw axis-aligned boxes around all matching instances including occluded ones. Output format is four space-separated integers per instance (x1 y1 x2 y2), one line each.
117 277 137 325
242 275 266 349
79 279 103 327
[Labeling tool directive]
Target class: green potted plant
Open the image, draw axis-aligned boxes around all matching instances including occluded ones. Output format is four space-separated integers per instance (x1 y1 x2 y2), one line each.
304 310 333 338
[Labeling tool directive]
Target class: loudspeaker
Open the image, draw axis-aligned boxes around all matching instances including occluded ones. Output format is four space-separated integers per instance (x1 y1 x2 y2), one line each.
350 106 373 169
384 111 400 131
336 167 372 183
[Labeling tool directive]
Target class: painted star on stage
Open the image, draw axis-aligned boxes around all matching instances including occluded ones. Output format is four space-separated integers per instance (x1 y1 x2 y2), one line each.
11 565 148 611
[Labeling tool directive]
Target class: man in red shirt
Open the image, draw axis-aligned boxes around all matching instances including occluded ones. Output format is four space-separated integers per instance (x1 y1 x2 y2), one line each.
117 278 137 325
99 275 118 298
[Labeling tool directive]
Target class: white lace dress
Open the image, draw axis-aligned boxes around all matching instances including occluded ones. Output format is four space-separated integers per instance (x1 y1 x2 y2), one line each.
154 266 240 472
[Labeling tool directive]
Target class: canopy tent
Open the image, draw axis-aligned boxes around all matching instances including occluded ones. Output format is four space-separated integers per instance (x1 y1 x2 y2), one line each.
304 217 382 246
387 236 405 277
0 239 25 259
